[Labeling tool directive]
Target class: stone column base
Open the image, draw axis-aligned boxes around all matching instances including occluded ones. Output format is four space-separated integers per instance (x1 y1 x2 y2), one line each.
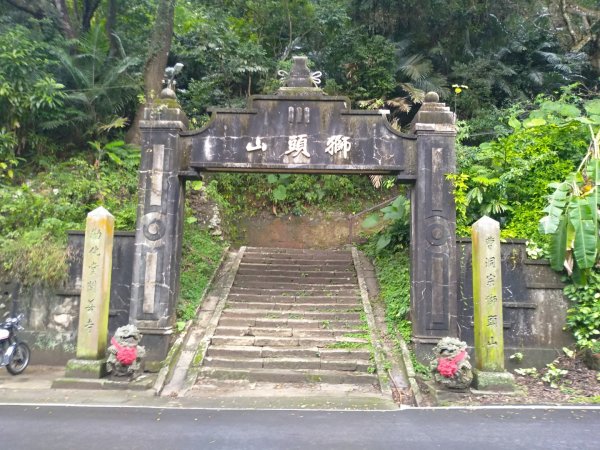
473 369 515 391
138 325 173 371
64 358 107 379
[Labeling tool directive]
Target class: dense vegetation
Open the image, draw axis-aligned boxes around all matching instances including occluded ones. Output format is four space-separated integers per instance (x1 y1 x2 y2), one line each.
1 1 599 343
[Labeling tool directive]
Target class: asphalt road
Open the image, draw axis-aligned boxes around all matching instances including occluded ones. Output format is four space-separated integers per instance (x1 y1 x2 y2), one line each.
0 405 597 449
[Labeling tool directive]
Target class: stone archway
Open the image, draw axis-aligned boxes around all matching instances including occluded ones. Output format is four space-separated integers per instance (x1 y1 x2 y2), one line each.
129 57 457 362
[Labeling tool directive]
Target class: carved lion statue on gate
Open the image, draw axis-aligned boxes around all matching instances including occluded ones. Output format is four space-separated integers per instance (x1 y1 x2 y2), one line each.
106 324 146 379
430 337 473 390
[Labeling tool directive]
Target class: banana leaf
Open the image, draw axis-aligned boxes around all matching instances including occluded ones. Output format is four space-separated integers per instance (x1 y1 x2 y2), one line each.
548 215 568 271
568 198 598 269
588 158 600 224
539 180 571 234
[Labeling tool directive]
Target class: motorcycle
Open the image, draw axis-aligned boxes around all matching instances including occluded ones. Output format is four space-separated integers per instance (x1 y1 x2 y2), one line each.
0 314 30 375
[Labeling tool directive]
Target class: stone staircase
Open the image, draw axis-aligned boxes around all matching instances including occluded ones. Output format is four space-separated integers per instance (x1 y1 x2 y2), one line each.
196 247 379 386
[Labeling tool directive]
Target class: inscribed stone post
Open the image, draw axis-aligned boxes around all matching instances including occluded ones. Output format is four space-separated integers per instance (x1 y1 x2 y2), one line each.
471 216 514 390
65 207 114 378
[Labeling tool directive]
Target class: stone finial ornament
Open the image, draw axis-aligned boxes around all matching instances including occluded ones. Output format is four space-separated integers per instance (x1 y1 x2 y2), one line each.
278 56 322 90
430 337 473 389
160 62 184 99
106 324 146 379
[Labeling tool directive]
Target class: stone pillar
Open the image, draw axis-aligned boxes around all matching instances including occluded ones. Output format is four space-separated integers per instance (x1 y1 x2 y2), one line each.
129 104 188 365
410 92 458 359
471 216 515 391
65 206 114 378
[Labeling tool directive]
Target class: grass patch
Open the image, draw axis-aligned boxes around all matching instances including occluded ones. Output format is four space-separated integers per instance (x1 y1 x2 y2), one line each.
327 340 370 349
362 245 411 340
177 221 226 321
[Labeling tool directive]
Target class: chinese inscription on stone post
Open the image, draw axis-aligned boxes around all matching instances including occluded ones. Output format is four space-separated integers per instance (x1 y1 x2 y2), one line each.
76 206 114 360
472 216 505 372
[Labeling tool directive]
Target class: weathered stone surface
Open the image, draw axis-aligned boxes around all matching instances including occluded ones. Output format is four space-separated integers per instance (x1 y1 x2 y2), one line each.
455 239 573 368
182 89 416 176
429 337 473 390
472 369 515 391
75 206 114 360
106 324 146 379
410 96 458 354
129 106 187 363
64 358 107 379
472 216 505 372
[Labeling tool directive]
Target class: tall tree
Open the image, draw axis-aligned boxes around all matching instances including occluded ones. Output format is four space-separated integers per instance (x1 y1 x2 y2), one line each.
3 0 103 39
126 0 176 144
546 0 600 74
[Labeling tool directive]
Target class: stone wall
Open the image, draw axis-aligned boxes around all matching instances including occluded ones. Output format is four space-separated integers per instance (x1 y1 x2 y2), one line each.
1 231 573 367
456 239 573 368
0 231 134 365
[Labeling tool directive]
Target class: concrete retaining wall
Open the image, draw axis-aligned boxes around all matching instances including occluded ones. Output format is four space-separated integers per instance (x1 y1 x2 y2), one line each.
0 231 134 364
0 233 573 367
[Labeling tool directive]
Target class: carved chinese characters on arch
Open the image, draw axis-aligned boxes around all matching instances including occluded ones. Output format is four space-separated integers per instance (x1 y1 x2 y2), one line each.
325 135 351 159
186 95 416 175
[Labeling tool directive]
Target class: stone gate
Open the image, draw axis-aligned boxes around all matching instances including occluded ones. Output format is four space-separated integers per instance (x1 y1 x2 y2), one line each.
130 57 457 362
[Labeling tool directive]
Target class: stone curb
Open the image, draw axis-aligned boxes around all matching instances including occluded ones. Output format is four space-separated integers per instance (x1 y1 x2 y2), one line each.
178 247 246 395
397 336 425 407
153 245 230 395
351 247 393 400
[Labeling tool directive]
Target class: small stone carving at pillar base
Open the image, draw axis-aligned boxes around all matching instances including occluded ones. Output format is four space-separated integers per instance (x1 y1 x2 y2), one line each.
430 337 473 390
106 325 146 380
472 369 516 392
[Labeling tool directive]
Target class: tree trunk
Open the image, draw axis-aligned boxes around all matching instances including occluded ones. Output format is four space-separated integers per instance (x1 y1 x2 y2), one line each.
126 0 176 145
106 0 124 58
589 38 600 75
82 0 102 34
52 0 77 39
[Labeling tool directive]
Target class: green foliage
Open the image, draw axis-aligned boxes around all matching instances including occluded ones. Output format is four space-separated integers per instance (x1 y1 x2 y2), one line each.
177 220 226 321
564 268 600 349
537 99 600 278
361 195 410 253
212 173 380 215
53 23 140 143
0 25 65 160
541 362 569 389
363 244 411 340
454 90 592 243
0 153 139 285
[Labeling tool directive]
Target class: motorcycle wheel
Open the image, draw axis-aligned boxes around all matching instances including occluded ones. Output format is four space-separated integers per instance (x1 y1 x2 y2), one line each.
6 342 30 375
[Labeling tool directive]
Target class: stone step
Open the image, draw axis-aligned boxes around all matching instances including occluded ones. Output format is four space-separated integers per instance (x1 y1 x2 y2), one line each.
241 256 352 266
228 287 360 296
225 301 362 312
234 274 356 284
233 281 358 290
245 247 352 256
210 334 370 348
236 268 356 278
220 309 363 321
205 345 371 361
240 261 354 271
217 317 364 329
212 326 368 339
203 356 371 372
226 294 360 304
198 367 378 385
243 249 352 259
